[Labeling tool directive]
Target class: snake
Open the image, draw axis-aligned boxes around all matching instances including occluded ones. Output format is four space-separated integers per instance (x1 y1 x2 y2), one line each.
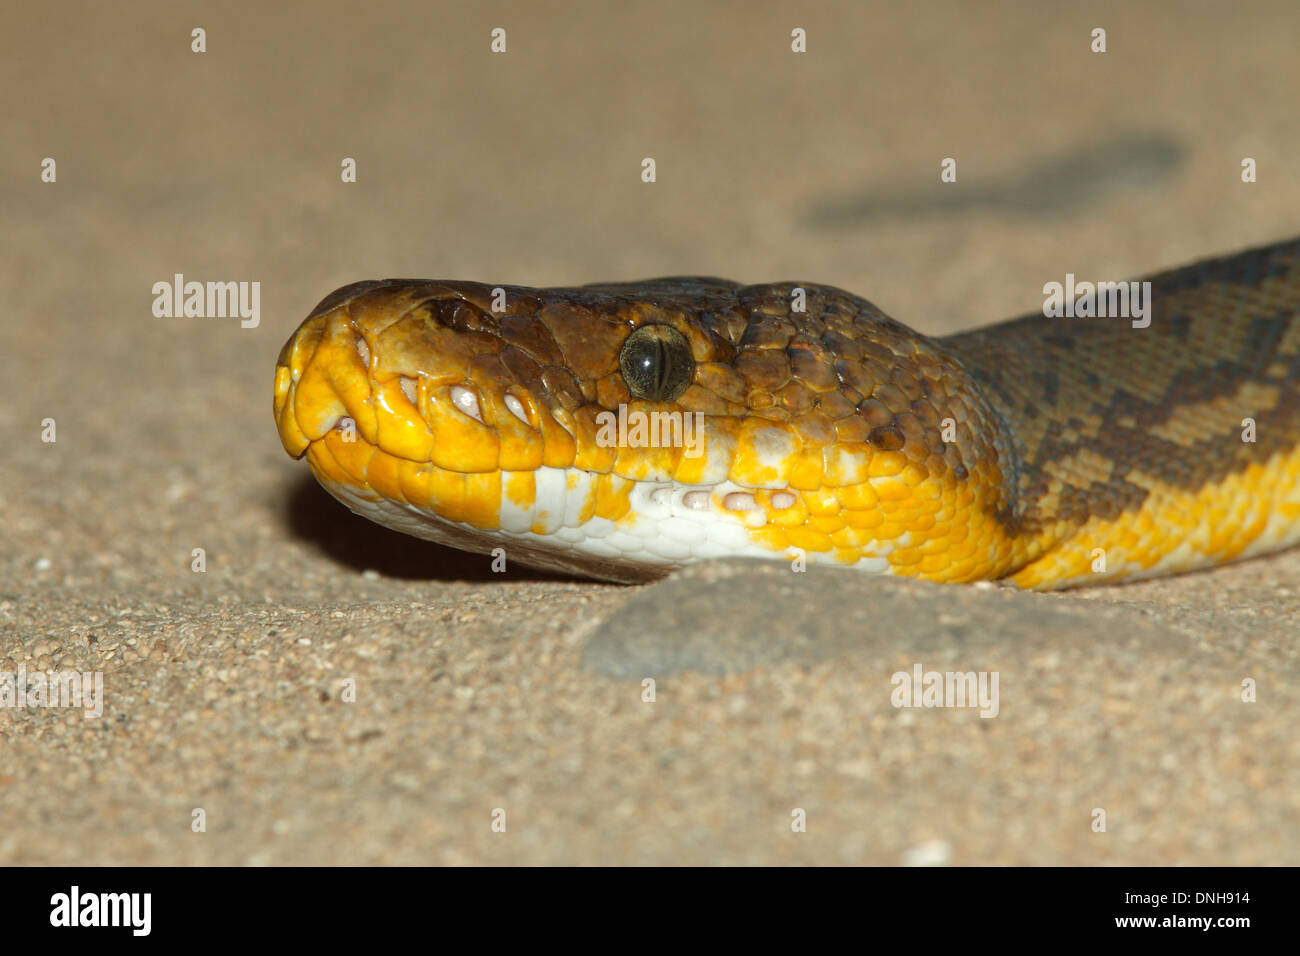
273 237 1300 589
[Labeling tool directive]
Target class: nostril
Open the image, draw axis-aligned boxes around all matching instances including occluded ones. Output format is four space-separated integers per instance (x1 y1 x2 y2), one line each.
399 376 418 405
450 385 484 423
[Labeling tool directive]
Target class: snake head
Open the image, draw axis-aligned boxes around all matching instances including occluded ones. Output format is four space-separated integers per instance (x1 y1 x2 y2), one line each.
274 277 1022 582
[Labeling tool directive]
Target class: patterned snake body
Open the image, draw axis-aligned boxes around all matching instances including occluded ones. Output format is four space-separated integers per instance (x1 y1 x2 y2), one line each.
274 238 1300 588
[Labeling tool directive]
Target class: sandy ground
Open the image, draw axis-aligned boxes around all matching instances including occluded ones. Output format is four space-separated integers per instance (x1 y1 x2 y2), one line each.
2 0 1298 864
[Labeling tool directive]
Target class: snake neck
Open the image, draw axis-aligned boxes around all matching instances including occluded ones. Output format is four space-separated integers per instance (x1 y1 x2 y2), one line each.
943 236 1300 586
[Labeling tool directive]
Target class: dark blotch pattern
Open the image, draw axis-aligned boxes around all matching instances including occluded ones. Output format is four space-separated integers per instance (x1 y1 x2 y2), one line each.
946 237 1300 531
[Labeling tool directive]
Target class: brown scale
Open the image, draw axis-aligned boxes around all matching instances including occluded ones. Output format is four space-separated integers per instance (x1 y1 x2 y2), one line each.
945 237 1300 531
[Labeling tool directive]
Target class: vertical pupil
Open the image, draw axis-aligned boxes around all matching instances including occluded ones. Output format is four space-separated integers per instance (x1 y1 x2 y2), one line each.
620 326 692 403
653 340 668 398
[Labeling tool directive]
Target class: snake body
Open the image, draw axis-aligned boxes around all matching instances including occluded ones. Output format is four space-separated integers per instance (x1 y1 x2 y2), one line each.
274 238 1300 588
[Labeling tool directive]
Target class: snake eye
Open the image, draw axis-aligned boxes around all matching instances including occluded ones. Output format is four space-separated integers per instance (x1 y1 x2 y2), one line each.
618 324 695 402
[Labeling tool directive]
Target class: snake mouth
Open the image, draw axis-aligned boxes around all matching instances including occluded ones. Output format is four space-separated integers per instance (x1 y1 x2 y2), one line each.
274 363 828 583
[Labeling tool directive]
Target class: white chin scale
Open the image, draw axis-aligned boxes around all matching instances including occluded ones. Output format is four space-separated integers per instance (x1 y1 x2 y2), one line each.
316 464 894 582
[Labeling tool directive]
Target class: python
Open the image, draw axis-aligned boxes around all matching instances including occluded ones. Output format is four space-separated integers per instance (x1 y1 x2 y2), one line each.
275 238 1300 588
